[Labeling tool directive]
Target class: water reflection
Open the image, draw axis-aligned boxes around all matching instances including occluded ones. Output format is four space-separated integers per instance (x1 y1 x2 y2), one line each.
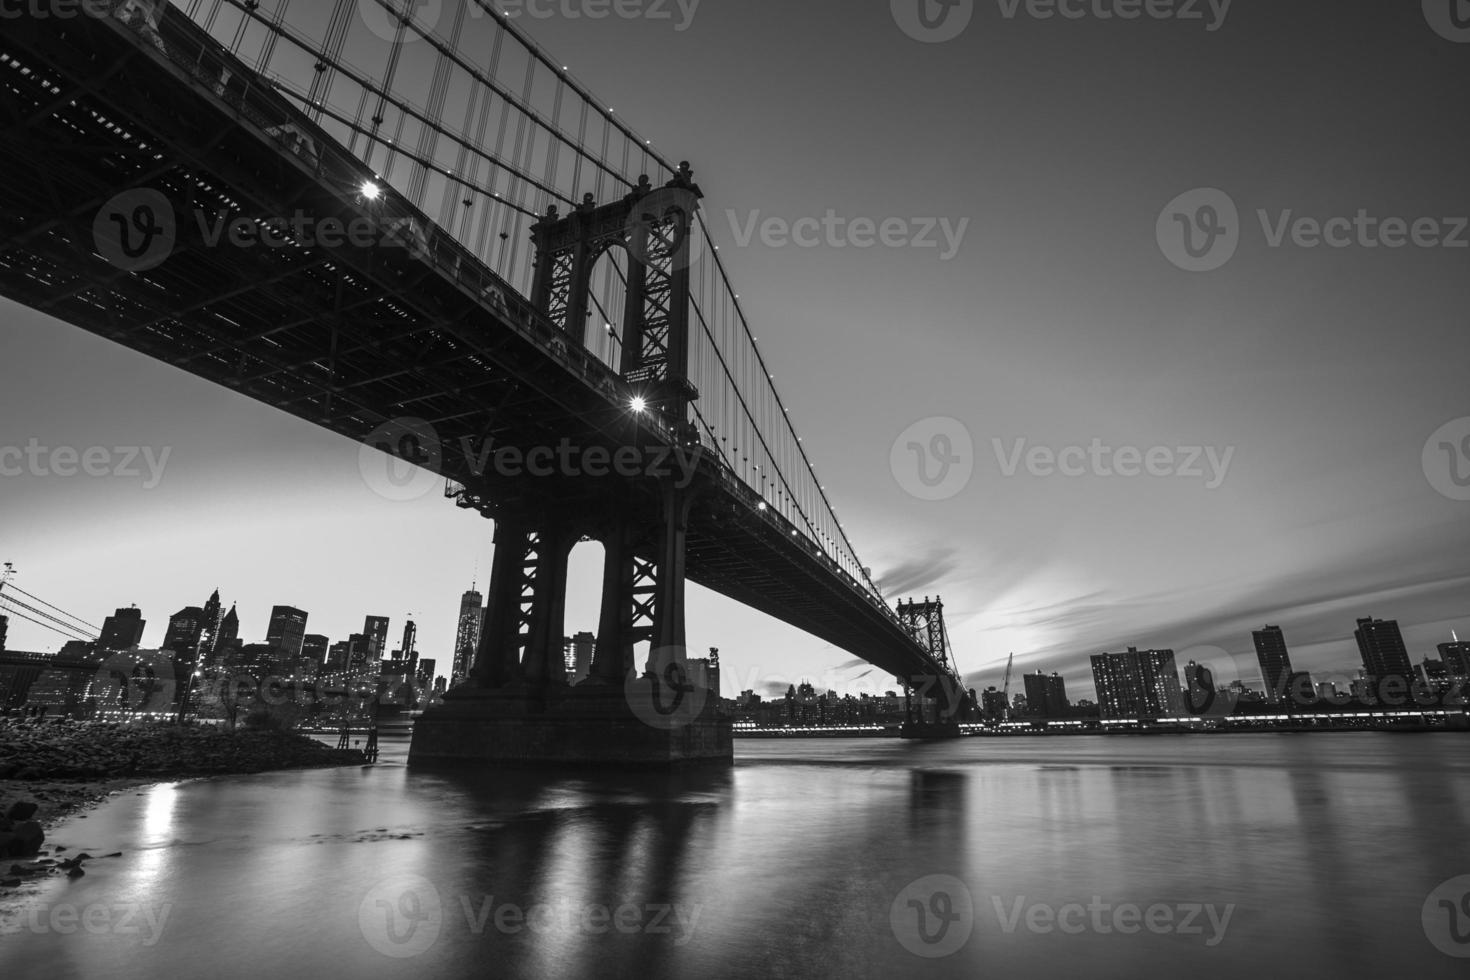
3 735 1469 979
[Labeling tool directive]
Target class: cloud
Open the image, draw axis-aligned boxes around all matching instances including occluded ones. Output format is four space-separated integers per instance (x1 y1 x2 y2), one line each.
876 547 960 597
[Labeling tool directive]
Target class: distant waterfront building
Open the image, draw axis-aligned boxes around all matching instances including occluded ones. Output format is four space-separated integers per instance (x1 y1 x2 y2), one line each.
980 686 1008 721
215 604 239 657
199 589 223 657
23 641 104 714
1353 617 1415 698
1438 638 1470 680
416 657 436 689
236 643 280 675
0 649 50 708
1090 648 1184 721
99 606 146 651
326 640 351 673
686 648 721 696
1252 626 1296 702
575 632 597 681
163 606 205 659
1420 657 1447 685
267 606 309 662
399 620 417 661
347 633 371 673
301 634 329 673
1022 671 1068 718
362 616 390 661
452 586 484 686
1181 660 1215 712
0 613 8 652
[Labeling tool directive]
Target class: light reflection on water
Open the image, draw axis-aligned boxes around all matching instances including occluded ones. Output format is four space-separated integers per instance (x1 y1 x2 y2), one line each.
4 733 1470 979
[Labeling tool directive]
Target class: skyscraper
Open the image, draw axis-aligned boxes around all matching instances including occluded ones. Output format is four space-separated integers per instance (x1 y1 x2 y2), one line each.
326 640 351 674
1438 637 1470 679
216 604 239 650
347 633 371 673
452 586 484 685
99 606 145 650
301 634 329 673
399 619 417 662
199 589 223 656
266 606 309 661
1090 648 1183 721
1022 671 1069 718
1252 625 1295 702
1182 660 1215 711
1354 617 1414 698
163 606 205 658
363 615 390 662
980 686 1008 721
568 631 595 684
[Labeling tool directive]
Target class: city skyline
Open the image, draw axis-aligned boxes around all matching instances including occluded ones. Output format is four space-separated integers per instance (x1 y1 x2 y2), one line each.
3 0 1469 705
6 573 1464 706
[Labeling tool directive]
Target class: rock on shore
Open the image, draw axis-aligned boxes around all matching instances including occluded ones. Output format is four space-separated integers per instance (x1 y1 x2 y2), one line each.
0 718 365 781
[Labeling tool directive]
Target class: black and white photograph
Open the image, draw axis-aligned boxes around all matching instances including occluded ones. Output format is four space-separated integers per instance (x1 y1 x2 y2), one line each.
1 1 1468 977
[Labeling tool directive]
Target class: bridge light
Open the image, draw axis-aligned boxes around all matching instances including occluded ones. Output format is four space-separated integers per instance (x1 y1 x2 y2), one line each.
630 396 647 414
360 181 382 201
757 502 767 511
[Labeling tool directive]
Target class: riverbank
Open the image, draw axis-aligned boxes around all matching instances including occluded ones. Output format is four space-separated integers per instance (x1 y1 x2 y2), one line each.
0 719 367 874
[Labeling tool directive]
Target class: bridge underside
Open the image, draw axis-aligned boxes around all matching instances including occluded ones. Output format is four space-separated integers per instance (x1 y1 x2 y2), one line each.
0 14 950 731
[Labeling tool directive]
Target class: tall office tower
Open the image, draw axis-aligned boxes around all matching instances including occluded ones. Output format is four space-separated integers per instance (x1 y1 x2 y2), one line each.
0 613 7 652
980 686 1008 721
1090 648 1183 720
1022 671 1069 718
1354 617 1414 696
216 604 239 650
1438 637 1470 679
686 656 714 694
569 631 596 684
301 634 329 673
707 647 721 696
347 633 371 673
326 640 351 674
163 606 205 658
1183 660 1215 693
1252 626 1296 702
452 586 484 685
199 588 223 655
1181 660 1216 711
362 616 390 661
399 620 417 662
267 606 309 661
99 606 146 650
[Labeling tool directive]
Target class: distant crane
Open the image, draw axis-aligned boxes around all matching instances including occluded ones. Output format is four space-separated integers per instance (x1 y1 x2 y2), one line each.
1000 652 1015 722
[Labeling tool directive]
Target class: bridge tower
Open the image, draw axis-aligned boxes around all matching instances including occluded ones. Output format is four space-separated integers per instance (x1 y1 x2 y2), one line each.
410 166 730 768
895 596 970 738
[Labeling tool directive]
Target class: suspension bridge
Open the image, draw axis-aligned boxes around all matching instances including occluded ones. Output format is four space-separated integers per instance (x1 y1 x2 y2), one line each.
0 0 968 762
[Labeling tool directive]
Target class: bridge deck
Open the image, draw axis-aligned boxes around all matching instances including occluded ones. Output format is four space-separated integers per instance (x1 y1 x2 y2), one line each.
0 12 950 685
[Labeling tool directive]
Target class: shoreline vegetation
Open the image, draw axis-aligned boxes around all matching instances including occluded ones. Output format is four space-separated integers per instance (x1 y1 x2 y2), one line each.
0 718 366 888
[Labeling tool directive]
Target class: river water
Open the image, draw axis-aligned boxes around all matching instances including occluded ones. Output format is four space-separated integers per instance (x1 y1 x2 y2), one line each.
3 733 1469 979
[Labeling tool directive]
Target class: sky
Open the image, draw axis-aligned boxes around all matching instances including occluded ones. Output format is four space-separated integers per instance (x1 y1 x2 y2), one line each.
2 0 1468 701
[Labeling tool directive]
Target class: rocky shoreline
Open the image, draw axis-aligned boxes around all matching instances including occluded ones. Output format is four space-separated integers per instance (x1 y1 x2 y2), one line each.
0 719 366 888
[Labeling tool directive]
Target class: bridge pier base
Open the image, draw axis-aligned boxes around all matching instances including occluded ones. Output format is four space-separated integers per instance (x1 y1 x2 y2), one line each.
899 721 963 740
408 686 731 769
